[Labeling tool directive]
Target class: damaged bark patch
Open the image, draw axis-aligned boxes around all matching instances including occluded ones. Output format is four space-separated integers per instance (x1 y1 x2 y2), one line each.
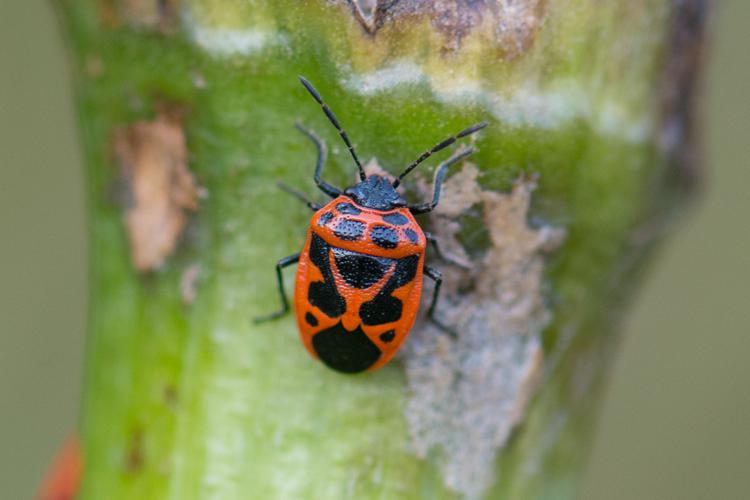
344 0 546 57
98 0 180 32
125 427 145 473
114 108 199 272
404 165 564 498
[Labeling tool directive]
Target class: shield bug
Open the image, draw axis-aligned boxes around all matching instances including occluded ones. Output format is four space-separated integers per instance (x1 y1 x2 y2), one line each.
256 77 486 373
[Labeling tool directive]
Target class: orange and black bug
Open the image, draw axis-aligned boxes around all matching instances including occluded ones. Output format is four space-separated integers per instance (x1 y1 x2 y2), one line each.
256 76 486 373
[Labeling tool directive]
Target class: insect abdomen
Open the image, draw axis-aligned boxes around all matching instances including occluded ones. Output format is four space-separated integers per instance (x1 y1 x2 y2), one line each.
294 226 424 373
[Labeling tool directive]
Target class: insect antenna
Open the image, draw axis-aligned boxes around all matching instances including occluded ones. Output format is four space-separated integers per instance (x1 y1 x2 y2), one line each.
393 122 487 188
299 76 367 181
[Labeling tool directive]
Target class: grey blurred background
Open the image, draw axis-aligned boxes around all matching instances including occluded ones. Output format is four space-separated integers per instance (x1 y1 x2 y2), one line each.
1 2 748 499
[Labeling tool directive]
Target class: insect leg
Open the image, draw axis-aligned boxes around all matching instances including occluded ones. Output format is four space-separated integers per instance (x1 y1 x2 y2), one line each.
424 265 457 338
254 253 301 323
277 182 322 211
295 122 341 198
424 232 471 269
409 147 476 215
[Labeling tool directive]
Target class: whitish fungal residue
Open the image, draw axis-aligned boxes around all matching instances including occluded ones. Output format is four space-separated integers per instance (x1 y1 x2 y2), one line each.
183 9 284 57
342 67 652 141
404 165 565 498
343 61 426 95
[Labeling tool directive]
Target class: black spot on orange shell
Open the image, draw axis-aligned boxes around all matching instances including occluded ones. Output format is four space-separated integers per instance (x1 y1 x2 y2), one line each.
336 202 362 215
404 228 419 245
371 224 399 249
333 248 393 289
360 254 420 325
361 292 401 325
305 312 319 327
317 211 334 227
307 234 345 318
334 218 366 241
379 330 396 343
312 322 382 373
382 212 409 225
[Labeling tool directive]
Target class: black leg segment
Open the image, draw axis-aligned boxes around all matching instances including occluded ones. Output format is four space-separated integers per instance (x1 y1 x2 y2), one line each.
254 253 301 323
424 265 456 337
295 122 341 199
425 232 471 269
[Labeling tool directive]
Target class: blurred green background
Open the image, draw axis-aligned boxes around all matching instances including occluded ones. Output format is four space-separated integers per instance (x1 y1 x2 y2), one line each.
1 1 748 499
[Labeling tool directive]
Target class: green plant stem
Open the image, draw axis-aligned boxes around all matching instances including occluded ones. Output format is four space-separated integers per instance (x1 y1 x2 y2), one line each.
57 1 707 498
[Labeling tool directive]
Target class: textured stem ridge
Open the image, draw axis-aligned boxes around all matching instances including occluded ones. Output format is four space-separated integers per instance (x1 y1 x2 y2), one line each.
58 1 708 498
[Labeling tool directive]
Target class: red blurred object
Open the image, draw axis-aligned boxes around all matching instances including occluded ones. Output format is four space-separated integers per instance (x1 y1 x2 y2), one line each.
37 435 82 500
